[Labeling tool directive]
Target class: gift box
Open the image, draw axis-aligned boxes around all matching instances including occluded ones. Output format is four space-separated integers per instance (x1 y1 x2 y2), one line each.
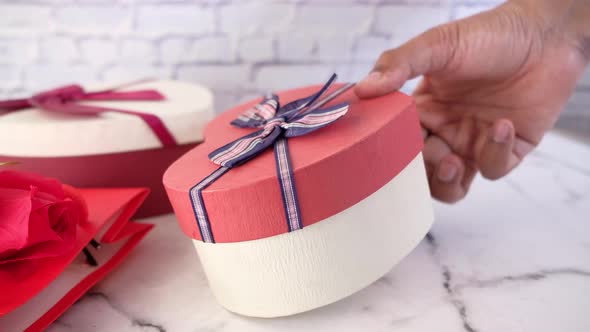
0 80 213 217
163 76 433 317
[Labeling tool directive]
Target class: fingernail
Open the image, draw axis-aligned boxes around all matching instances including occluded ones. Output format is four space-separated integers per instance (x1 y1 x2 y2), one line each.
361 71 382 84
438 160 457 183
493 122 511 143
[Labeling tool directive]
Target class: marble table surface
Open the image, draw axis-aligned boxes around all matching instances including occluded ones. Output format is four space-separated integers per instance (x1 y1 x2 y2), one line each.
49 132 590 332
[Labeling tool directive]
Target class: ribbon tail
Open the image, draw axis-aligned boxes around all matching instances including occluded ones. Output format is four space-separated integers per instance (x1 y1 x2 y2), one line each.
189 166 231 243
283 103 349 138
36 100 177 147
230 95 279 128
0 99 33 112
274 137 303 232
279 73 338 118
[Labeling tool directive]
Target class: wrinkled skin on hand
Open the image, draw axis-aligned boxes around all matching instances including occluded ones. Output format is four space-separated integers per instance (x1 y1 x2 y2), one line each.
356 0 590 203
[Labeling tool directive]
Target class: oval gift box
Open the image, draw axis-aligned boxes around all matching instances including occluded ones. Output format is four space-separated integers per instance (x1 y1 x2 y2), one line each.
0 80 213 217
163 83 433 317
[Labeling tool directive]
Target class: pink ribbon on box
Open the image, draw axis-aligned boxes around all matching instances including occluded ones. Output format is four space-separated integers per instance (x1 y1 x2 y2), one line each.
0 83 178 147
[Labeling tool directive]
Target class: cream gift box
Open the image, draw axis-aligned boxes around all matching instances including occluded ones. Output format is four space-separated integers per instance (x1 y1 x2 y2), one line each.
0 80 213 217
163 76 433 317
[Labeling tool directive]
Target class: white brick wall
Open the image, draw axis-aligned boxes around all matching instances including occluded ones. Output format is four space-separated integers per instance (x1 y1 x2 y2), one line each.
0 5 52 35
55 6 132 33
40 37 79 63
136 6 214 36
102 64 172 82
0 65 20 87
1 0 457 98
254 64 335 91
24 64 97 91
80 38 118 65
220 3 295 36
120 38 157 64
292 5 373 37
0 38 36 64
190 37 235 62
176 64 250 91
276 32 315 61
453 4 499 19
375 5 449 47
0 0 587 134
159 38 193 64
238 37 274 62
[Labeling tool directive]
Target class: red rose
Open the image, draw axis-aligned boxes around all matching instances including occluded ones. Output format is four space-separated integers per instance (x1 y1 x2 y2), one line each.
0 171 87 265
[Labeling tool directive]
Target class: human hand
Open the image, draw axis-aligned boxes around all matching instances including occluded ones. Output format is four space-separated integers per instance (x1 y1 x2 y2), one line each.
356 0 590 202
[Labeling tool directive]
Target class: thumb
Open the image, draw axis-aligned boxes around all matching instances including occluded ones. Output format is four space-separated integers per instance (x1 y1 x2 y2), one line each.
355 24 459 98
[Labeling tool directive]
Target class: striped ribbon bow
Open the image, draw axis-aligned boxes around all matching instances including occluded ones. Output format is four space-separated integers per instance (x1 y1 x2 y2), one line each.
190 74 350 243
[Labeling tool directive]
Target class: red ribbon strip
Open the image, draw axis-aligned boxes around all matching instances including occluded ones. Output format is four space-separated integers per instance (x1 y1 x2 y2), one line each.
0 84 177 147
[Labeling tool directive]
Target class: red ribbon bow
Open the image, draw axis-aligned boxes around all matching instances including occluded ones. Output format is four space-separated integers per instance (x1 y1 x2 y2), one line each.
0 83 177 147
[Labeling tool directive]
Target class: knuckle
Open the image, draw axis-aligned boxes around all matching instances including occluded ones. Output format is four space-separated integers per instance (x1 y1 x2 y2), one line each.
373 49 398 72
423 23 462 72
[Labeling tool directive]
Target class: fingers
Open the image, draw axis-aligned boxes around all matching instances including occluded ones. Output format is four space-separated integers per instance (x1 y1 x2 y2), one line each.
477 119 519 180
431 154 469 203
423 134 476 203
355 23 460 99
355 69 407 99
423 119 534 202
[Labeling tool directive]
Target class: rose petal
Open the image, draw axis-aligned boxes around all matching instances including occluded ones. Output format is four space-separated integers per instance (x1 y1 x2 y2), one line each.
62 184 88 225
27 206 64 245
0 188 32 256
2 199 81 263
0 171 82 265
0 171 65 200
